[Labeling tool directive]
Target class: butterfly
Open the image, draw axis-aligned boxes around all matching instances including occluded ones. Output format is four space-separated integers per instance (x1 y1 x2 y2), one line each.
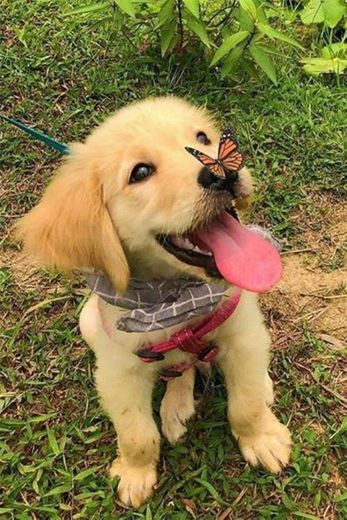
185 128 243 179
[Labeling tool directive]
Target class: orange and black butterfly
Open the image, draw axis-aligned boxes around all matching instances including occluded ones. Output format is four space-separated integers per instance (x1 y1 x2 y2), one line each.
185 128 243 179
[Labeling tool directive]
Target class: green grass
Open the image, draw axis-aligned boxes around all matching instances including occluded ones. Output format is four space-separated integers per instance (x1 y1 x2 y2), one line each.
1 1 346 518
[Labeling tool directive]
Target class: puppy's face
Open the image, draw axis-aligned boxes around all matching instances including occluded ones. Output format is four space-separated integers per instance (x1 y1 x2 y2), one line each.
16 97 253 289
94 98 253 280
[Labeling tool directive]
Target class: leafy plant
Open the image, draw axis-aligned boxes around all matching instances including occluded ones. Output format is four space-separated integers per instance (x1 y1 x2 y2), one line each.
64 0 346 81
301 42 347 75
300 0 346 28
294 0 347 75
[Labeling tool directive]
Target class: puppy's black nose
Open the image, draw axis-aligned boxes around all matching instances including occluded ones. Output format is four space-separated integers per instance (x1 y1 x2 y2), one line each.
198 167 237 192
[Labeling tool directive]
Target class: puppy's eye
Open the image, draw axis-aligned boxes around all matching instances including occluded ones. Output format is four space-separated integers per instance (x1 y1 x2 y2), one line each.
130 163 155 183
196 132 210 145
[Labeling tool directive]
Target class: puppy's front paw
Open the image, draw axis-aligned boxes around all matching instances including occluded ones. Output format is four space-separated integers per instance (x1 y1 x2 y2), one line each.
234 411 292 473
160 390 196 444
109 458 157 508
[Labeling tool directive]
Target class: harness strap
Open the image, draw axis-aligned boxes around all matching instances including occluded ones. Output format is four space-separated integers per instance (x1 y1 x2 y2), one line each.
137 289 241 369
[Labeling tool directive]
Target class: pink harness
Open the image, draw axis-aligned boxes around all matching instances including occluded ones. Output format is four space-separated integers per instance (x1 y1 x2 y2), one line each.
136 289 241 380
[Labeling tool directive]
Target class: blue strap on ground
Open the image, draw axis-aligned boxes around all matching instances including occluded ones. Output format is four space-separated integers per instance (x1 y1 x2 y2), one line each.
0 114 69 155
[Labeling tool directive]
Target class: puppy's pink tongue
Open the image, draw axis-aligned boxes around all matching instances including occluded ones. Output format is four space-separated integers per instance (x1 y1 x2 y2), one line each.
195 212 283 292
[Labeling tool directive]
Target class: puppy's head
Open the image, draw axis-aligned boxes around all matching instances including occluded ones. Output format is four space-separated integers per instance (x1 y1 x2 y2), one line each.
16 97 253 291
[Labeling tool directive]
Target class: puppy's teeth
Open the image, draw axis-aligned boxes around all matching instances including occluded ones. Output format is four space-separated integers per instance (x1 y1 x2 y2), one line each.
181 239 193 249
184 239 194 249
193 245 212 256
172 237 194 250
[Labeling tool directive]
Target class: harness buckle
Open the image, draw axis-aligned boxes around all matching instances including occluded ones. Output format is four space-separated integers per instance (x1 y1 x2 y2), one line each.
197 344 219 363
136 349 165 362
160 368 183 381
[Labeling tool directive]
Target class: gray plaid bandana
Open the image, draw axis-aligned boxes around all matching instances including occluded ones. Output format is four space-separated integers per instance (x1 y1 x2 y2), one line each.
85 272 227 333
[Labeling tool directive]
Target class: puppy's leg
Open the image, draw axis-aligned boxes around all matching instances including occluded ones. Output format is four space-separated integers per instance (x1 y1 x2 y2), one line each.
160 368 196 444
95 365 160 508
217 295 291 473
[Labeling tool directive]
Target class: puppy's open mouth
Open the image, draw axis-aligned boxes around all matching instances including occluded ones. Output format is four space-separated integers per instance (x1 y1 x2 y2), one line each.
156 207 283 293
157 207 238 280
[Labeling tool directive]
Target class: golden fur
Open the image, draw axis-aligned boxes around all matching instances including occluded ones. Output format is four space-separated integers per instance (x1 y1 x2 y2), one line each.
16 97 291 508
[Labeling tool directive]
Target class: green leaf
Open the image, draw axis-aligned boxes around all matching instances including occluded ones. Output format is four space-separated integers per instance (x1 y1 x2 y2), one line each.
160 20 176 56
293 512 320 520
249 44 277 83
221 44 244 76
74 465 103 481
257 23 303 49
47 427 60 456
323 0 346 28
282 494 297 511
145 505 153 520
252 0 267 22
115 0 136 18
183 0 200 18
195 478 226 505
158 0 175 27
239 0 258 20
252 43 284 57
321 42 347 59
64 2 109 16
236 6 255 31
187 17 211 47
301 56 347 75
300 0 325 24
210 31 249 66
29 413 57 424
44 482 74 497
301 0 346 27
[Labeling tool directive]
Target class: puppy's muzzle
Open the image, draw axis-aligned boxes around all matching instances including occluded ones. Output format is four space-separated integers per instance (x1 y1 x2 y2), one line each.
198 166 238 194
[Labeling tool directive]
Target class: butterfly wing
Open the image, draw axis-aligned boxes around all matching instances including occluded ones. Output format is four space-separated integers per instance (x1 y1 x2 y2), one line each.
185 147 215 166
218 127 238 158
218 128 244 173
208 162 226 178
223 151 243 172
185 147 225 178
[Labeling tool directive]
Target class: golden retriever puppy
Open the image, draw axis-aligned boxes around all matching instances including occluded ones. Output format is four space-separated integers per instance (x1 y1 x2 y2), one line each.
16 97 291 508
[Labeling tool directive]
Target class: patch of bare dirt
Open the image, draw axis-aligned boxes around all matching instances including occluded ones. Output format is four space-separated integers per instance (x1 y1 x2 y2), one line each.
0 247 65 293
264 193 347 343
1 248 39 288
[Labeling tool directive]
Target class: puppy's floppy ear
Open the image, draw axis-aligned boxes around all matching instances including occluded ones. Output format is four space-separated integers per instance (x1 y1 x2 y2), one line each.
15 146 129 293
